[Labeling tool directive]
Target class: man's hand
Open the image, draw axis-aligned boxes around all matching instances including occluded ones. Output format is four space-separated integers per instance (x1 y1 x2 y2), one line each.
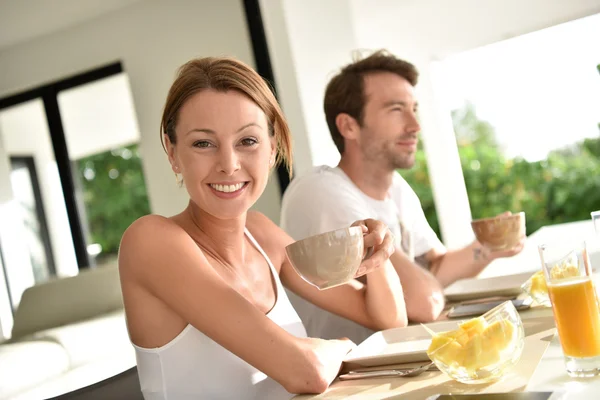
350 219 395 278
487 238 526 259
476 211 526 262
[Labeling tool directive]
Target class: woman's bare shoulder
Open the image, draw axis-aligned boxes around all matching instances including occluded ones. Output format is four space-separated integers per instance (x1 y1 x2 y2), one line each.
119 214 190 272
121 214 181 243
128 213 178 230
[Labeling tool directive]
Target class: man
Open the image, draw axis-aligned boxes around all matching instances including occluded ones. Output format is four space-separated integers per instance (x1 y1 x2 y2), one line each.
280 50 524 343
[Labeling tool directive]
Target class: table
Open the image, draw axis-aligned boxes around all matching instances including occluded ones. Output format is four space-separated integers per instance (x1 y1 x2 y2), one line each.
527 333 600 399
294 304 600 399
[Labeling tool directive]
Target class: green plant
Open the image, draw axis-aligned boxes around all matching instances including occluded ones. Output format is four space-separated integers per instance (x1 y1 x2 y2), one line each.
399 143 440 237
76 144 151 259
402 101 600 240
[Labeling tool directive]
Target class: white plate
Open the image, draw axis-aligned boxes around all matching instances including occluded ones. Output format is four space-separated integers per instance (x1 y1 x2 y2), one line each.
343 313 556 368
343 321 461 367
443 271 533 302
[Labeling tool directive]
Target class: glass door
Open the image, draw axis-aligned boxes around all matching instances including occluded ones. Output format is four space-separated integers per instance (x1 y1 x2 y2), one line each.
9 156 56 283
0 99 77 311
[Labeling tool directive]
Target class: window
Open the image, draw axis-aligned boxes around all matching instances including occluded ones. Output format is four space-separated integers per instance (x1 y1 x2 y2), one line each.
0 65 150 331
432 13 600 235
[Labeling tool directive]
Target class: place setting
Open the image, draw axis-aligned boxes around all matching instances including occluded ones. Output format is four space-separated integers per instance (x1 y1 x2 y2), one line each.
291 210 600 399
291 212 564 399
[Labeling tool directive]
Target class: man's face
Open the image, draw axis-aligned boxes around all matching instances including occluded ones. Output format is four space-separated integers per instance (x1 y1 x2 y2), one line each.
357 72 421 170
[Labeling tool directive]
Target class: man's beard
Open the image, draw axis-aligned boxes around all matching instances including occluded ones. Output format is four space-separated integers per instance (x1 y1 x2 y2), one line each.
363 141 416 170
388 150 416 170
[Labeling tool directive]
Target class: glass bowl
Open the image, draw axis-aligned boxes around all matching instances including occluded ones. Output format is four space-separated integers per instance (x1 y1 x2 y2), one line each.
426 300 525 384
521 270 551 307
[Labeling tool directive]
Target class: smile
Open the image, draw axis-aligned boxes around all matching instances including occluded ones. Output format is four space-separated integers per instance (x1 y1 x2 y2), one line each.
209 182 247 193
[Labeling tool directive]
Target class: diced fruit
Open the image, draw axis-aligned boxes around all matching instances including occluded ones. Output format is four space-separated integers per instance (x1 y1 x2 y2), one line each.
427 316 517 376
429 337 464 366
563 264 579 278
463 335 501 372
438 329 470 346
459 316 487 338
483 319 515 351
530 271 548 294
428 334 454 354
550 263 580 280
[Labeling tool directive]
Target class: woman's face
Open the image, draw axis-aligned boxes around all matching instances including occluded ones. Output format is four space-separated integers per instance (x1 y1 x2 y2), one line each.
166 89 275 220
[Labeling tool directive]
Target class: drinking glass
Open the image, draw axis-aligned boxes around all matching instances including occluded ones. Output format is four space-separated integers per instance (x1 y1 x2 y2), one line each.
592 211 600 236
538 240 600 377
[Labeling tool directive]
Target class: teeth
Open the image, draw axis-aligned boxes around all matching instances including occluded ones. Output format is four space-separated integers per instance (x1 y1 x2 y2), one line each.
210 183 245 193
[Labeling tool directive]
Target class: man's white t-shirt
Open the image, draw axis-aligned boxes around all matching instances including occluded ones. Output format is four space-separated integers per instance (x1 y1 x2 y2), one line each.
280 165 444 343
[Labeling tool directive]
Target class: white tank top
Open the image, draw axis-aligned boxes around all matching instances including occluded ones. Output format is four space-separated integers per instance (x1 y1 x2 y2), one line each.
133 228 307 400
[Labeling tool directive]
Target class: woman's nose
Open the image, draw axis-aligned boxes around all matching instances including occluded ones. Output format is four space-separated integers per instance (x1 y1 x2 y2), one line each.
217 148 241 175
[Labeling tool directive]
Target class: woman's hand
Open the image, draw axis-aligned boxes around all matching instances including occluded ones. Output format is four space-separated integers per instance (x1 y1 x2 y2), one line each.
351 219 396 278
300 337 357 390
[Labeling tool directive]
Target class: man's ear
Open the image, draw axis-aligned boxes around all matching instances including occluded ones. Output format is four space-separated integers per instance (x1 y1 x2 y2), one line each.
335 113 360 140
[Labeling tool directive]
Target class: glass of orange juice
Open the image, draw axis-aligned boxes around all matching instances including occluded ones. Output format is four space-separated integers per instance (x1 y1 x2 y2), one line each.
539 241 600 377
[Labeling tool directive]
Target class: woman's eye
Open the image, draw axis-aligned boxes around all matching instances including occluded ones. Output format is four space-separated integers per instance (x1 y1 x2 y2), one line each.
193 140 212 148
240 138 258 146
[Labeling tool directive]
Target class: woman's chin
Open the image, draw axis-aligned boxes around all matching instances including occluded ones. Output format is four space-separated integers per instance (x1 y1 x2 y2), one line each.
196 201 255 221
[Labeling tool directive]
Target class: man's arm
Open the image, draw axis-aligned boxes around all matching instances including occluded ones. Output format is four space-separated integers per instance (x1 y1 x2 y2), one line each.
428 240 525 288
388 249 445 322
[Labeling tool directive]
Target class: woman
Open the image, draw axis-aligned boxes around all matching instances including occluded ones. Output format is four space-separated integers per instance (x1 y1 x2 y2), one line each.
118 56 408 400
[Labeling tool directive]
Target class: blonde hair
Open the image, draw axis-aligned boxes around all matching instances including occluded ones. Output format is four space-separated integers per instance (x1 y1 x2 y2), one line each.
160 57 293 176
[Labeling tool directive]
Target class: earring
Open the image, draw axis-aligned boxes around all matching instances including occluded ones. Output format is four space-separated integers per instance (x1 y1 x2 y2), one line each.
175 173 183 187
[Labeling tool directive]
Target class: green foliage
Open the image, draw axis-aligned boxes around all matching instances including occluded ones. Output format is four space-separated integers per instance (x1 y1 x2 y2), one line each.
76 144 150 258
402 102 600 239
398 144 441 237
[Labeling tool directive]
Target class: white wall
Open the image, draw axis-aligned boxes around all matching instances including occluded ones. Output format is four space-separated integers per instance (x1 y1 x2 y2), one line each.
347 0 600 248
350 0 600 62
58 73 140 160
0 0 282 224
260 0 359 176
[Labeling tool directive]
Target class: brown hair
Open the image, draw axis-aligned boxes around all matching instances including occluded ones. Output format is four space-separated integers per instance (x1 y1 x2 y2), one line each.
324 50 419 154
160 57 293 176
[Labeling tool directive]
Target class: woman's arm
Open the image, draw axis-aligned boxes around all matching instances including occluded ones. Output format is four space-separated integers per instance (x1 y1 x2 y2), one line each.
249 212 408 331
118 215 353 394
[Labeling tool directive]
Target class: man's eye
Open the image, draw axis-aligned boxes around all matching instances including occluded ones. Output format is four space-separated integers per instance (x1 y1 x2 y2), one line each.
193 141 212 148
241 138 258 146
392 107 404 112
